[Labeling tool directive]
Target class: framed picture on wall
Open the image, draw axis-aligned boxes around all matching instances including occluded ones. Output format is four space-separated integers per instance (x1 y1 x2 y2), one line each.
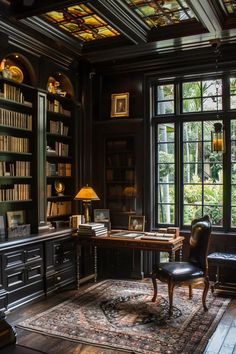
111 92 129 118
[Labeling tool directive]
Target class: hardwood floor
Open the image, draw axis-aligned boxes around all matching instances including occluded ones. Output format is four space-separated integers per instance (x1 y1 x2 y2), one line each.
2 282 236 354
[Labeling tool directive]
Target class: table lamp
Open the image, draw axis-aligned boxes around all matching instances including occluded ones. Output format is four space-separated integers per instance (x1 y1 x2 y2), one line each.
74 185 100 223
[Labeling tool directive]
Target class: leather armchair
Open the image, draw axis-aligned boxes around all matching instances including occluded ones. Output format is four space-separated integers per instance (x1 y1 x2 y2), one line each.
151 215 212 315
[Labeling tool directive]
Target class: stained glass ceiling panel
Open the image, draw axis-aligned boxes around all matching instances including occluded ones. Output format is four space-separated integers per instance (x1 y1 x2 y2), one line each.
223 0 236 14
123 0 198 28
43 4 120 42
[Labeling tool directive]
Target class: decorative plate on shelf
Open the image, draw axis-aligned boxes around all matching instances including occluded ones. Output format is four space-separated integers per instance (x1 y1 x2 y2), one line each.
9 65 24 83
54 180 65 196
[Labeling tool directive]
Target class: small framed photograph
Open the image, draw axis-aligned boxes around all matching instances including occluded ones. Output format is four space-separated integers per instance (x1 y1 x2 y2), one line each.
7 210 25 228
111 92 129 118
0 215 6 237
94 209 110 222
128 215 145 232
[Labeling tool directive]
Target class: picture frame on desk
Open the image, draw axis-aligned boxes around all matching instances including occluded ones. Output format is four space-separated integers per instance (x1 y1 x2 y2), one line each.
0 215 6 237
94 209 110 222
7 210 25 228
128 215 145 232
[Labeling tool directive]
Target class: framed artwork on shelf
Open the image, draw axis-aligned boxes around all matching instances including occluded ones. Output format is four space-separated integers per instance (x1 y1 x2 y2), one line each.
0 215 6 237
111 92 129 118
7 210 25 228
128 215 145 232
94 209 110 222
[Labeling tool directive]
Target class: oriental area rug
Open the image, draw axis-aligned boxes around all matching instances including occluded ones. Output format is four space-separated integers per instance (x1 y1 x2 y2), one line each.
17 279 230 354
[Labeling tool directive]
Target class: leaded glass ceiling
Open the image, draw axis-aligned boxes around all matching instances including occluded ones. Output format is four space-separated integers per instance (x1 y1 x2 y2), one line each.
43 3 120 42
223 0 236 14
123 0 198 28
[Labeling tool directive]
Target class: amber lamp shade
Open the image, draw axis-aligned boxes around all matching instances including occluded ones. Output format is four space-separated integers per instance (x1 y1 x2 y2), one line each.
211 123 224 153
74 185 100 223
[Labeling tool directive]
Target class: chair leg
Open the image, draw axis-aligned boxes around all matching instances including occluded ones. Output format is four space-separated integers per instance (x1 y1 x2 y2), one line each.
189 285 192 299
168 280 175 316
202 276 209 312
151 271 158 302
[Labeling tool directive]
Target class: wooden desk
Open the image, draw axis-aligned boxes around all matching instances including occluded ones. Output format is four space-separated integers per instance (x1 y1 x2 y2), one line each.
73 232 184 289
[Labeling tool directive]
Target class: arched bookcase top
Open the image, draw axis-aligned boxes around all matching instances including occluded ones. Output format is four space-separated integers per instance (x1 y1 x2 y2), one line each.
47 72 74 99
0 53 36 86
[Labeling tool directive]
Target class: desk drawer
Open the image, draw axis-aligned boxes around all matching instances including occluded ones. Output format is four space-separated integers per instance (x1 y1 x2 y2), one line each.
3 250 24 269
25 245 43 262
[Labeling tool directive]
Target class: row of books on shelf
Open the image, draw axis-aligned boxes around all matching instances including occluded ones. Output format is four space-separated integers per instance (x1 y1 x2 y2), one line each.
46 162 71 177
77 222 108 237
0 136 29 153
55 141 69 157
0 108 32 130
106 153 133 167
49 120 69 136
0 161 30 177
46 200 71 217
0 184 30 201
47 99 71 117
0 83 32 107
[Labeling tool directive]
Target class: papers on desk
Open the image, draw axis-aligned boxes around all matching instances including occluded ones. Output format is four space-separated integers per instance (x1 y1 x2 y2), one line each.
111 231 144 239
140 232 175 241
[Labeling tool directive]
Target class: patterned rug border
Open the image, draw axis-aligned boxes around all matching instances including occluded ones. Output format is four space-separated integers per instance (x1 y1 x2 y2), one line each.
16 279 231 354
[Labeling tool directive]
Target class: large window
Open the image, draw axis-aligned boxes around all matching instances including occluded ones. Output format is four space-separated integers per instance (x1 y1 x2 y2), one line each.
154 77 229 229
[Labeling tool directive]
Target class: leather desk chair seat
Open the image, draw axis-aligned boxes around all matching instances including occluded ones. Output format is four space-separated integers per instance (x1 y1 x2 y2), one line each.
151 215 212 316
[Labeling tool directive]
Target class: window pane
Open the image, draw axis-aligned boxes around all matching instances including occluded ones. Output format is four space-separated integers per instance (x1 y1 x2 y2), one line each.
183 120 223 226
184 205 202 225
158 184 175 203
183 142 202 163
231 185 236 206
157 101 174 114
231 141 236 162
204 163 223 183
183 98 201 112
158 123 174 142
183 81 200 98
202 80 222 96
158 144 174 162
158 85 174 100
157 84 174 115
158 164 175 182
183 122 202 141
183 184 202 204
231 96 236 109
203 97 222 111
156 123 175 225
204 184 223 204
158 204 175 224
231 207 236 227
231 120 236 139
230 78 236 94
203 206 222 225
232 164 236 183
183 164 202 183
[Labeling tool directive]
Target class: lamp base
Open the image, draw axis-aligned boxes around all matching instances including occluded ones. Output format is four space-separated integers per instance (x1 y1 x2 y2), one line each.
83 201 91 223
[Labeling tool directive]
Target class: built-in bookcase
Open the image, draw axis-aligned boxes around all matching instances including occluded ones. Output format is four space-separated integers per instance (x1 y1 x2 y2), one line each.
105 136 136 228
0 77 36 229
46 80 75 222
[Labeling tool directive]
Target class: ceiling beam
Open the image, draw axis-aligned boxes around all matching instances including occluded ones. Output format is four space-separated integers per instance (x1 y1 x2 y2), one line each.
90 0 148 45
188 0 223 35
